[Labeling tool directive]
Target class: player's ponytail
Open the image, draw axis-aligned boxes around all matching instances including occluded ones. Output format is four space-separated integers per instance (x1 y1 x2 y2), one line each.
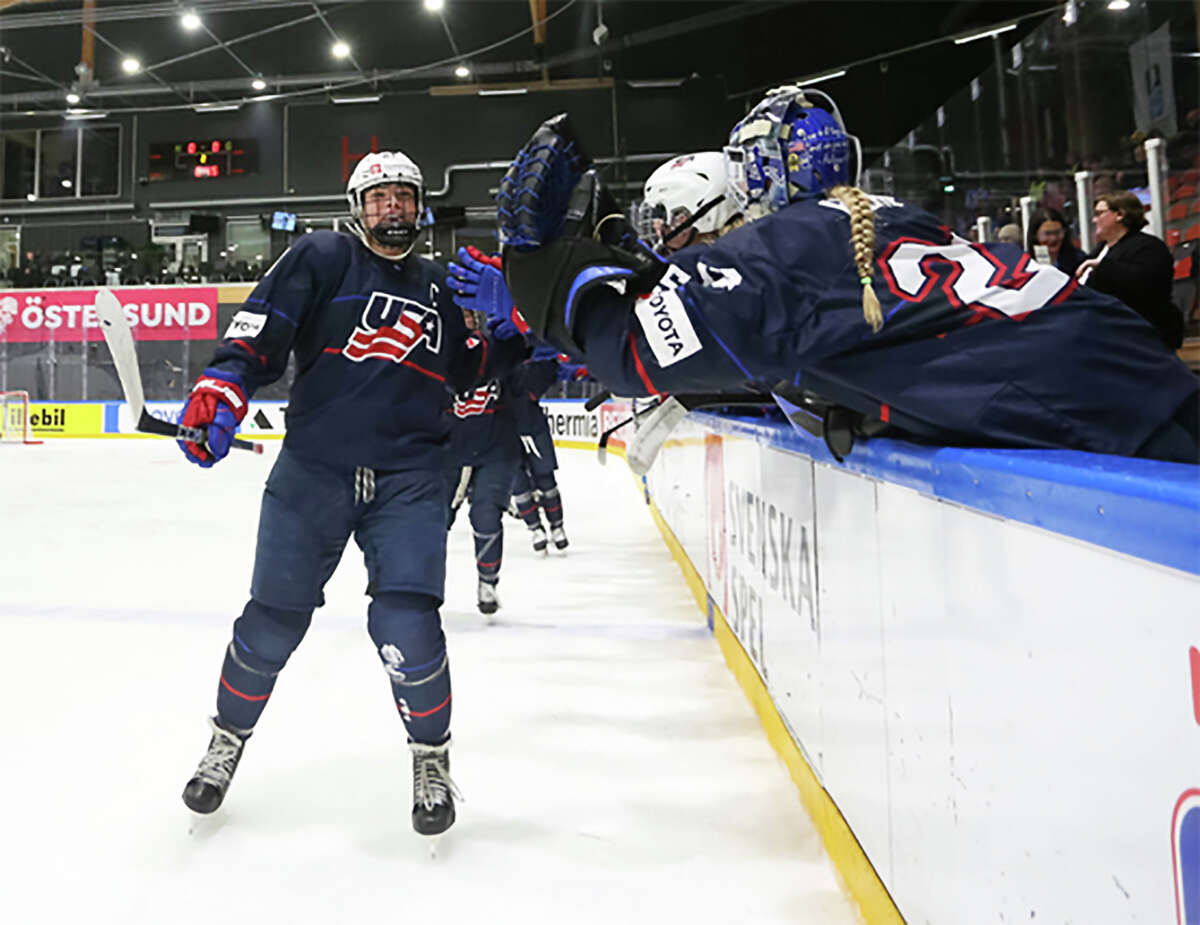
829 185 883 333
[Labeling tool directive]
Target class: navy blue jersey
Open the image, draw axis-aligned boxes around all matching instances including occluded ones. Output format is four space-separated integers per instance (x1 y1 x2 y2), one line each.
446 375 522 466
506 358 558 436
573 194 1198 456
207 231 521 470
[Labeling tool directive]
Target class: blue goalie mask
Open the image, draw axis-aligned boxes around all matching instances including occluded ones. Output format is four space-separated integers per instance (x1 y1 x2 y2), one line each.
724 85 861 220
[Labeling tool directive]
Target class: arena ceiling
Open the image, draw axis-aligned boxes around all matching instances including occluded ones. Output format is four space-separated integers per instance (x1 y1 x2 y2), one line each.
0 0 1058 149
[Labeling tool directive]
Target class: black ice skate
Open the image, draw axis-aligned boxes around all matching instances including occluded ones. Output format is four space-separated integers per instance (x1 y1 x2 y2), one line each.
410 739 460 836
182 716 248 814
530 525 548 553
550 525 569 551
477 578 499 616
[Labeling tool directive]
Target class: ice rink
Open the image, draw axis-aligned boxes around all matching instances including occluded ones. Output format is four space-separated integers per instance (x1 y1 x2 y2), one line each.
1 439 859 925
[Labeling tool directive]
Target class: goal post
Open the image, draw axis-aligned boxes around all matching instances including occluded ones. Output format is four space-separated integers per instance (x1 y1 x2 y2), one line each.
0 390 43 445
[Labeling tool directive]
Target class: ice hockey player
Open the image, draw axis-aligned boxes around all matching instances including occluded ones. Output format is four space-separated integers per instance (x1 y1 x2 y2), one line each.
443 307 525 617
176 150 526 838
508 344 586 554
491 87 1199 463
639 150 740 254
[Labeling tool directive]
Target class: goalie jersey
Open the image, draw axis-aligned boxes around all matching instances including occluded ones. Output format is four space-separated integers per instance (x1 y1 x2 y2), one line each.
207 230 521 470
572 195 1198 457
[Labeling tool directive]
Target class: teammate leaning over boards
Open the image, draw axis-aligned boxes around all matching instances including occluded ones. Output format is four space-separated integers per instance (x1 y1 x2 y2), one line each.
639 150 741 254
491 86 1199 463
175 151 526 839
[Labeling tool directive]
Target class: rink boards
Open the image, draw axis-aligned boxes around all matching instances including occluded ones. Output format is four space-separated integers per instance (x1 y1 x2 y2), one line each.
642 411 1200 925
15 396 1200 923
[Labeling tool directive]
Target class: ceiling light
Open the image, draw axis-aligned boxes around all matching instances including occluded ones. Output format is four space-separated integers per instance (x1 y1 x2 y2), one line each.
251 78 267 91
478 87 528 96
121 57 141 74
627 78 685 89
192 101 242 113
954 23 1017 45
454 64 470 79
331 41 351 59
330 93 381 104
181 11 201 31
424 0 445 11
61 179 72 189
796 69 847 87
26 193 36 202
1107 0 1130 9
65 109 109 120
65 91 81 104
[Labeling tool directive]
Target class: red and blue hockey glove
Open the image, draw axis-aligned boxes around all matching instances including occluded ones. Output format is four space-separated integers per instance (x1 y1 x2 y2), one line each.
557 362 589 381
447 246 512 319
178 369 249 468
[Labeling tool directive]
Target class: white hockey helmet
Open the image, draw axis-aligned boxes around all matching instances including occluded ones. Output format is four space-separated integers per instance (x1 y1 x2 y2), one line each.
640 151 736 250
346 150 425 254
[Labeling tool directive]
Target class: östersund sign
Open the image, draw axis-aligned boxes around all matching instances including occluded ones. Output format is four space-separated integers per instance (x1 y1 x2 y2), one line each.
0 287 218 342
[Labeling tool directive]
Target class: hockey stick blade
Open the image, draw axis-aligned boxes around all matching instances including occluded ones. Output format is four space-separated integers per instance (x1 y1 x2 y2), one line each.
93 286 146 421
93 287 262 455
583 391 611 412
625 397 690 476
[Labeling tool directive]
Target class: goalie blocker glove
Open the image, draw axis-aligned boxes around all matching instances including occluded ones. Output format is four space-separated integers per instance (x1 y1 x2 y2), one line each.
178 368 249 467
497 114 666 354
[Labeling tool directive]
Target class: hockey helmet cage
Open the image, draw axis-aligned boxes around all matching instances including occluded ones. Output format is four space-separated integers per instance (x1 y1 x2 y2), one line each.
724 86 861 220
640 151 737 248
346 150 426 254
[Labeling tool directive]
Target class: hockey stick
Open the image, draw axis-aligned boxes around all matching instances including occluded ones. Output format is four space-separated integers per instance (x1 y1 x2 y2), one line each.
583 390 611 412
93 288 263 455
598 392 776 474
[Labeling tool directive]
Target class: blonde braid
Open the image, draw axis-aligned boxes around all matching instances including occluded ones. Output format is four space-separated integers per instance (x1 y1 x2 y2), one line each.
829 184 883 333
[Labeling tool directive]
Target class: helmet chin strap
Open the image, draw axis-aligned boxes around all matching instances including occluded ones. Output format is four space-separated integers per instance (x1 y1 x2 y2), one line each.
349 217 422 261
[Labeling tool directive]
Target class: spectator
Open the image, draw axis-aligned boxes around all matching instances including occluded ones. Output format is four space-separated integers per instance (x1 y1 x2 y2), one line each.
1026 207 1087 276
1077 190 1183 349
996 223 1023 245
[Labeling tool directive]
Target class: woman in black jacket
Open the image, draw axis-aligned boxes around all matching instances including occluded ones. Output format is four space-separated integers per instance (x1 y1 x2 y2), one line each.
1027 206 1087 276
1077 190 1183 348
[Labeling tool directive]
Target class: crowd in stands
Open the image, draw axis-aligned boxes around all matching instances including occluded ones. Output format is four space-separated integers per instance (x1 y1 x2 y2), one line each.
0 252 266 288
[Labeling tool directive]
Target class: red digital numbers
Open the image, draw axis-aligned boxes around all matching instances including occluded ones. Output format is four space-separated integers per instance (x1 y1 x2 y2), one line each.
211 141 221 153
186 141 197 155
193 164 221 179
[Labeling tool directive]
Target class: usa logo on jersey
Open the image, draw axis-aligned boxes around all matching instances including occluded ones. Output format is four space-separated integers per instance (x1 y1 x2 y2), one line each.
343 291 442 363
452 380 500 418
1174 789 1200 924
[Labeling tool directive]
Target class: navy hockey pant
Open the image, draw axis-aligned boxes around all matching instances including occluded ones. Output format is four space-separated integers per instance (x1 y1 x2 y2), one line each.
512 432 563 530
213 446 452 745
448 454 519 586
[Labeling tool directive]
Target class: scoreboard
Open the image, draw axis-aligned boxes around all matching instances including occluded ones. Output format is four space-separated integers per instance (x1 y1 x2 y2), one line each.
147 139 258 181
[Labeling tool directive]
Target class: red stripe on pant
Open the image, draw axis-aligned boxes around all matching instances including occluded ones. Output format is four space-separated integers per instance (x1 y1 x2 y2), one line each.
220 675 271 702
400 693 452 718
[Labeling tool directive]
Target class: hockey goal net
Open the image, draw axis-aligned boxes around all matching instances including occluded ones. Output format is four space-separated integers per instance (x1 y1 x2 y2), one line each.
0 390 41 445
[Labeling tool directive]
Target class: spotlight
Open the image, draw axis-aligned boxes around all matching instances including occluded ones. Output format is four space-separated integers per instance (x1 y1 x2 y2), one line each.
121 57 141 74
252 78 267 91
331 41 350 58
61 179 72 189
65 91 80 104
1107 0 1130 9
454 64 470 79
424 0 445 11
181 11 201 31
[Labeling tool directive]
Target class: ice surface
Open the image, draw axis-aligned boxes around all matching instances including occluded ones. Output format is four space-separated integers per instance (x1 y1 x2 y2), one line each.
0 440 860 925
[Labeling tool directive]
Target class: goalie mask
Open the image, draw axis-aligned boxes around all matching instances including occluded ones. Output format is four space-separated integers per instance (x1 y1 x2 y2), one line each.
346 150 426 258
724 86 861 221
639 151 736 252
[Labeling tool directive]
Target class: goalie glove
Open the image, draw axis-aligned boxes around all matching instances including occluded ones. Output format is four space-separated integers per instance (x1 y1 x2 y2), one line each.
496 114 589 252
178 369 249 468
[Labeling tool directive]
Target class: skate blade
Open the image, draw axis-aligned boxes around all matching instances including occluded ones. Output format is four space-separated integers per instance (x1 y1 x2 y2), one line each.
426 834 444 860
185 809 226 839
